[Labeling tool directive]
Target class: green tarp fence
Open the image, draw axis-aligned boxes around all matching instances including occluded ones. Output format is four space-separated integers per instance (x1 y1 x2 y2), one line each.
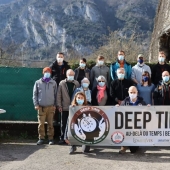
0 67 42 121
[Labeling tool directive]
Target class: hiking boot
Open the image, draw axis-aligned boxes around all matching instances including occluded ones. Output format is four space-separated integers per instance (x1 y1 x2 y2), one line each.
49 140 54 145
119 146 128 154
37 139 44 145
69 145 77 154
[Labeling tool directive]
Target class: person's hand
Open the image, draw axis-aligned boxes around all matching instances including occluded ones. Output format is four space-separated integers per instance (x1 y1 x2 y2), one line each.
118 100 122 105
65 139 70 144
53 106 56 111
71 104 76 107
115 104 119 107
35 106 39 110
58 107 62 112
147 104 151 107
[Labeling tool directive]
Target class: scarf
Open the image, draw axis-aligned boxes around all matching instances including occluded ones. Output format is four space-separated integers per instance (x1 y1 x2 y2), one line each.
97 85 106 103
42 77 51 83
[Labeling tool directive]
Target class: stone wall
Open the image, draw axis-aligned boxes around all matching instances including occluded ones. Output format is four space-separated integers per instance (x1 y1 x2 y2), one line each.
149 0 170 63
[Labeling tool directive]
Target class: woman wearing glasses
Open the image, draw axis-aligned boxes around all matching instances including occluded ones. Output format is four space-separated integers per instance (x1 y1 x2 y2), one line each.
91 75 110 106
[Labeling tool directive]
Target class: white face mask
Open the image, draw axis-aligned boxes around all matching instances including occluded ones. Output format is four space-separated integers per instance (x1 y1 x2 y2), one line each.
129 93 137 99
57 58 64 63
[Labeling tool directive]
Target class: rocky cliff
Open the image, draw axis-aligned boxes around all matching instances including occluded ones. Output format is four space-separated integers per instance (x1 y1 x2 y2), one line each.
0 0 158 63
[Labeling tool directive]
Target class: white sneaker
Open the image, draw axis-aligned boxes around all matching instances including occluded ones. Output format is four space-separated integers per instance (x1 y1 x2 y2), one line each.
0 109 6 114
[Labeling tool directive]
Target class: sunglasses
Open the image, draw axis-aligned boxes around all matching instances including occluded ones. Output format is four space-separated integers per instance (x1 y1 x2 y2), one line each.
98 81 105 82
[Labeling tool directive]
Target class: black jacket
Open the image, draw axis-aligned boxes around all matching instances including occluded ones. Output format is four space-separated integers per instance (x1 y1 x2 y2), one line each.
110 79 134 105
151 62 170 85
153 80 170 105
74 67 91 84
50 60 70 86
120 96 146 106
91 87 111 106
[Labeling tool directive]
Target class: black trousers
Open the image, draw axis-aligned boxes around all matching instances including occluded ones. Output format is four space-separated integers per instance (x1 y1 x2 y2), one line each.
129 146 139 153
60 111 69 140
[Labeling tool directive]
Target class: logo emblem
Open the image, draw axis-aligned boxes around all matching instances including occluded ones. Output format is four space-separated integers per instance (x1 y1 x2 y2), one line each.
70 107 110 144
111 131 124 144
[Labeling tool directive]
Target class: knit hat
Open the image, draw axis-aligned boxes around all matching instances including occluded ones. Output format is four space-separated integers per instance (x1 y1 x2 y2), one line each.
43 67 52 74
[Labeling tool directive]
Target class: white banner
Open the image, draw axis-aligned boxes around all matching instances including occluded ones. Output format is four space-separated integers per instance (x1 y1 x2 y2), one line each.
68 106 170 146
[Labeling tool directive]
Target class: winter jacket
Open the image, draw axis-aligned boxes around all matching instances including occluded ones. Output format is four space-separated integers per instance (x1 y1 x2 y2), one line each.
90 64 110 90
50 60 70 86
33 78 57 107
120 96 146 106
72 87 91 104
151 62 170 85
110 79 134 105
153 80 170 105
91 86 111 106
131 63 151 83
74 67 91 83
57 79 80 111
110 60 132 80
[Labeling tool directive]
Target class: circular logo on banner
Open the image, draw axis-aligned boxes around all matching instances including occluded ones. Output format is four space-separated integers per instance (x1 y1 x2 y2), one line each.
70 107 110 144
111 131 124 144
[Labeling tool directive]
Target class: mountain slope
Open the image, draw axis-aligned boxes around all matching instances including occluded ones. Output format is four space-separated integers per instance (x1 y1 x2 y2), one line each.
0 0 158 62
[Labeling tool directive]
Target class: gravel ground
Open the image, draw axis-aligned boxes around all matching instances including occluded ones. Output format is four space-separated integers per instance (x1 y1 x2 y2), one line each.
0 140 170 170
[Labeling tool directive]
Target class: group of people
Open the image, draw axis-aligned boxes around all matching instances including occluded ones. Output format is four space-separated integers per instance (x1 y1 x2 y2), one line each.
33 50 170 154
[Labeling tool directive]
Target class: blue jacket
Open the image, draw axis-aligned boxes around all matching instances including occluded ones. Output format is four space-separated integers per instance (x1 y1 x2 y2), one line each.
110 60 132 80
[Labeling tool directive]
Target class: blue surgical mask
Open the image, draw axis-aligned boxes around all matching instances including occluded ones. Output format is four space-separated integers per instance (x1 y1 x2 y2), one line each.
76 99 84 105
98 60 104 65
44 73 51 78
142 76 148 82
98 82 105 87
82 83 89 88
163 76 169 82
79 63 86 68
117 73 125 79
67 76 74 81
138 59 143 64
159 57 165 63
118 55 124 61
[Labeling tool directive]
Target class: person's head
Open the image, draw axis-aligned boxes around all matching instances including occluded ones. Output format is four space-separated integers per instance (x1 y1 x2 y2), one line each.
97 75 106 87
117 50 125 61
158 51 166 63
137 54 144 64
43 67 52 78
141 71 151 86
81 78 90 89
56 52 64 63
96 56 105 66
162 71 170 83
79 58 87 68
116 68 125 80
66 69 75 81
71 92 87 106
128 86 138 100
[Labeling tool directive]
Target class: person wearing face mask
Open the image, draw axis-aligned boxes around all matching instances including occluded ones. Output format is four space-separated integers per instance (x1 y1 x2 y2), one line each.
50 52 70 128
131 54 151 84
137 71 155 105
33 67 57 145
90 56 110 90
153 71 170 105
152 51 170 85
57 69 80 144
117 86 147 154
74 58 91 84
110 50 132 80
72 78 91 105
65 92 90 154
110 68 134 105
50 52 70 86
91 76 110 106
